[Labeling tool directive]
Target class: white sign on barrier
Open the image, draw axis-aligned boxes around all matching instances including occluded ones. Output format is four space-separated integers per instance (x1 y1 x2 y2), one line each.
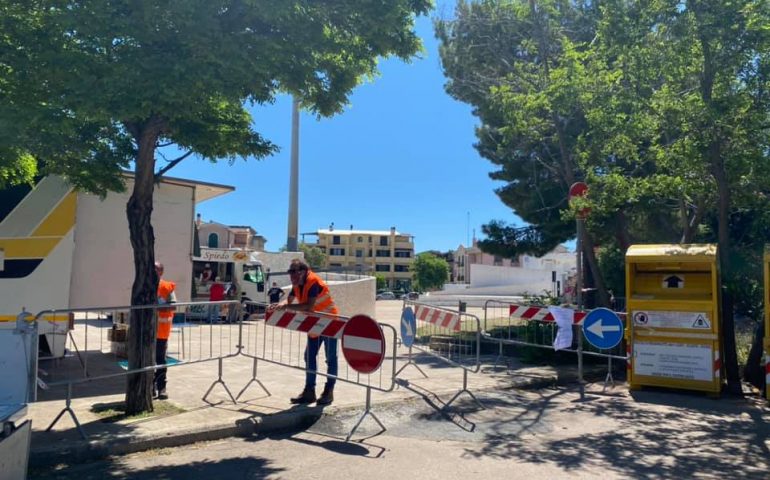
548 306 574 351
633 341 712 381
632 310 710 329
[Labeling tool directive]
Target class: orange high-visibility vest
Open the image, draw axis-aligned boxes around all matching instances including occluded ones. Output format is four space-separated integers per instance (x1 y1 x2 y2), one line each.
292 270 338 338
157 279 176 340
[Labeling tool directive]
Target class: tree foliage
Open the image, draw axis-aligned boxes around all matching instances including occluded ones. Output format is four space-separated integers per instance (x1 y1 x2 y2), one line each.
437 0 770 391
299 243 327 270
0 0 431 413
412 253 449 291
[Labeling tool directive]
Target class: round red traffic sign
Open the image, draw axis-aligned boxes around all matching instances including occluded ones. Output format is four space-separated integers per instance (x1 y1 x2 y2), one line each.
568 181 590 218
341 314 386 374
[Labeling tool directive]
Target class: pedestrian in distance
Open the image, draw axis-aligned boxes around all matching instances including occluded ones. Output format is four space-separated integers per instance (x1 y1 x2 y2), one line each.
267 281 285 305
208 281 225 323
199 263 215 285
155 261 177 400
268 258 339 406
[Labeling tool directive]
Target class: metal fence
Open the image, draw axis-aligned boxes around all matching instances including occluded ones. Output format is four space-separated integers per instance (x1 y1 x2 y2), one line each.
30 299 398 441
482 300 628 392
398 300 484 411
240 301 397 440
32 300 243 438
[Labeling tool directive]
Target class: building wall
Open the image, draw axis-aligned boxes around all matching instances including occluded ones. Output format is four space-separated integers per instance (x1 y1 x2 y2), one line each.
198 223 232 249
70 180 195 307
311 228 414 291
453 243 574 286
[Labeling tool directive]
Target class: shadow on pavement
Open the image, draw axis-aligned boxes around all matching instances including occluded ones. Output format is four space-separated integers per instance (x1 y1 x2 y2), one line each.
463 386 770 479
29 454 283 480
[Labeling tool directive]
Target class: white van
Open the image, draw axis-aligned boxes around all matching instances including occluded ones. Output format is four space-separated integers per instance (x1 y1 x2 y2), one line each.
191 248 266 320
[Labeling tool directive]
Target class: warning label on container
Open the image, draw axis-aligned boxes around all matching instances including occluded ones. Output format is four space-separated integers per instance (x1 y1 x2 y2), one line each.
632 310 710 329
633 341 712 382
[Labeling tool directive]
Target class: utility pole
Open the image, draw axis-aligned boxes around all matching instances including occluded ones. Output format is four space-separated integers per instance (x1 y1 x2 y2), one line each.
287 97 300 252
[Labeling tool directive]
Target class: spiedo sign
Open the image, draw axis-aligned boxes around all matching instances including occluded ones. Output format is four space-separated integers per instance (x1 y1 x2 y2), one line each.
198 248 251 263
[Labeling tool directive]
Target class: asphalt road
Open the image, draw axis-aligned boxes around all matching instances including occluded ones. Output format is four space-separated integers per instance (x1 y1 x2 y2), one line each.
30 384 770 480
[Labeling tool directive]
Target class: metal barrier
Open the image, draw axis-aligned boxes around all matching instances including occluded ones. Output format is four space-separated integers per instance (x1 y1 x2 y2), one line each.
482 300 628 392
398 300 483 411
240 301 397 440
31 300 243 439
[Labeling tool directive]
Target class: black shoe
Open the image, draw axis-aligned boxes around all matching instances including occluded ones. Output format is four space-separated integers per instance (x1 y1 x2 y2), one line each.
290 388 316 404
157 388 168 400
316 387 334 406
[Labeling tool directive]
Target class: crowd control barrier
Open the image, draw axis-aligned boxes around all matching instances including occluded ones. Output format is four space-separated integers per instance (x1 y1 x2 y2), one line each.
30 300 243 439
398 300 483 412
482 300 628 392
241 301 397 440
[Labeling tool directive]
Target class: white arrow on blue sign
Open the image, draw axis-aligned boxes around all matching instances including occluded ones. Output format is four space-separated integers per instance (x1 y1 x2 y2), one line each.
582 307 624 350
400 306 417 348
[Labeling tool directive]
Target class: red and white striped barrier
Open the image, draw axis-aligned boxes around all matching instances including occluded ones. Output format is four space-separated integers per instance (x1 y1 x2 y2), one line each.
714 349 722 380
264 310 347 339
414 304 461 332
508 305 587 324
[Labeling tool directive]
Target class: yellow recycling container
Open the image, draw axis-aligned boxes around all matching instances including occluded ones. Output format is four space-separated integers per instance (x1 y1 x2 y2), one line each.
626 244 723 394
763 245 770 400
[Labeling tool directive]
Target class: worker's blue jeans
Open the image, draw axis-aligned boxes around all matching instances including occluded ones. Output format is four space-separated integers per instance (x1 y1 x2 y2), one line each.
304 336 337 391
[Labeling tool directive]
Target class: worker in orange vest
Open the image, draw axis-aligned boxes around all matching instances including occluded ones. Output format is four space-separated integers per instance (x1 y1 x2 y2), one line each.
269 258 339 406
155 261 176 400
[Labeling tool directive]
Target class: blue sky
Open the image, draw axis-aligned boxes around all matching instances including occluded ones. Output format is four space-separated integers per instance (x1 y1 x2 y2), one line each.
170 5 523 254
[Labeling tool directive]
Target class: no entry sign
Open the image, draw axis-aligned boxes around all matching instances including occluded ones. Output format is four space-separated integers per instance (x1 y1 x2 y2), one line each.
342 314 386 374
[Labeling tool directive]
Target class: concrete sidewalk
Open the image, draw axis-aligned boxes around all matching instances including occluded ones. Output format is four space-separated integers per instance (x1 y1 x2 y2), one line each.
29 351 562 467
29 300 581 467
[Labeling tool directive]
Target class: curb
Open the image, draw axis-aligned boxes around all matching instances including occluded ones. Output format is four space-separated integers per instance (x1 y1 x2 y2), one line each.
29 372 557 468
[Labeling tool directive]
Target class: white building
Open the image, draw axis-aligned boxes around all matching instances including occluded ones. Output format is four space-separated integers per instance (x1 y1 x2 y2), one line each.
445 242 575 296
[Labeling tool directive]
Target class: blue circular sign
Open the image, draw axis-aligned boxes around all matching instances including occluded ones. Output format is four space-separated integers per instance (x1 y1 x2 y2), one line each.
582 308 624 350
400 307 416 348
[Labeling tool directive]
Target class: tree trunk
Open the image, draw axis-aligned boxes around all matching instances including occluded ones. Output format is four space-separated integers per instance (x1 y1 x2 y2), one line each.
714 158 741 395
614 211 631 252
124 119 162 415
582 230 610 307
743 321 765 393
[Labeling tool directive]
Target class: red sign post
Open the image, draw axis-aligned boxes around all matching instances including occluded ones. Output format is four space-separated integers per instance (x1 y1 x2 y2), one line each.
342 314 386 374
568 181 590 218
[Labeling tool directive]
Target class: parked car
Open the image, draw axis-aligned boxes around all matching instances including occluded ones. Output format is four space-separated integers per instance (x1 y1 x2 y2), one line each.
405 292 420 300
376 291 396 300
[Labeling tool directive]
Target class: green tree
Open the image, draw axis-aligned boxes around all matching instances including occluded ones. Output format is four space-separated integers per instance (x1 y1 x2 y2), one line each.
437 0 770 389
588 0 770 393
299 243 327 270
375 274 388 291
412 253 449 291
436 0 611 307
1 0 430 413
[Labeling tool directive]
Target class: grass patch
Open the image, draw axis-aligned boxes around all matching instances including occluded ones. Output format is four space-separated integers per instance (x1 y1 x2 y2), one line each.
90 400 186 423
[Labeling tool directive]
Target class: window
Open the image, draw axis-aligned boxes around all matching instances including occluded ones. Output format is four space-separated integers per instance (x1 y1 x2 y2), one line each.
357 236 363 243
332 235 341 245
329 248 345 256
394 250 411 258
355 249 364 258
375 264 391 272
394 265 409 272
207 233 218 248
379 236 389 246
376 250 390 257
233 233 248 246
